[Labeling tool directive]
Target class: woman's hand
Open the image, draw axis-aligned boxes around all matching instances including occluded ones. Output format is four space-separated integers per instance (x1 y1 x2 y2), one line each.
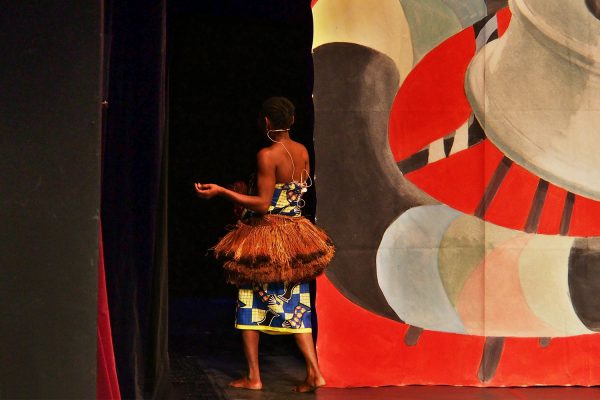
193 150 275 212
194 183 222 199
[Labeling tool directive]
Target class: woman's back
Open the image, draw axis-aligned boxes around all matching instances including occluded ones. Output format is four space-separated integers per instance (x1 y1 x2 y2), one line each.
248 138 310 217
268 139 309 184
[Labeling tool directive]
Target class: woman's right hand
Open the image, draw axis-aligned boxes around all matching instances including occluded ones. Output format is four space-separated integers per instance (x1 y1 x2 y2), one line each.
194 183 222 199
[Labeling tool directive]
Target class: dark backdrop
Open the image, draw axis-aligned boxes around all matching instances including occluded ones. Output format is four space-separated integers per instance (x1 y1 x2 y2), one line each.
168 0 315 298
101 0 169 398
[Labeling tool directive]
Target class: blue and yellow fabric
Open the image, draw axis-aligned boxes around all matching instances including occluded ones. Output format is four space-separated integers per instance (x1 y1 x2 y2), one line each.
236 282 312 334
244 182 304 218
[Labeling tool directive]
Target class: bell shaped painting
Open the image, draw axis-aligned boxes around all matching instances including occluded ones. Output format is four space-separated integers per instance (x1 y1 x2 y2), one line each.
312 0 600 387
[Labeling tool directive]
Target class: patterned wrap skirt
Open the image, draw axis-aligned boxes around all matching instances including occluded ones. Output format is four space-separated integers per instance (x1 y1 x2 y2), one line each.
235 282 312 334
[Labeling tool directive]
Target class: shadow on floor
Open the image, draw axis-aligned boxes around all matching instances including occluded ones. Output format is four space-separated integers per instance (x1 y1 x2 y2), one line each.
170 297 313 400
169 297 600 400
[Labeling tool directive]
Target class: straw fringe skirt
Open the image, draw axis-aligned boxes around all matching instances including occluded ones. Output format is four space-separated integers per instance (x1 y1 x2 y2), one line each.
213 214 335 286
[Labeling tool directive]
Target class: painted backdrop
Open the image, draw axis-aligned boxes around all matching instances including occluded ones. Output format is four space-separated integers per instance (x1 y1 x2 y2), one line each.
312 0 600 386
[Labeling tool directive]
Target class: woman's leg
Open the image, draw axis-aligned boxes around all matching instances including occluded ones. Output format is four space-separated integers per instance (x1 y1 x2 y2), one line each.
294 332 326 392
229 330 263 390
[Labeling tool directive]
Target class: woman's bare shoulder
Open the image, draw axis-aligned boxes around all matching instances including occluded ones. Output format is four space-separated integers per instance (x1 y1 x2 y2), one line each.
290 140 309 155
256 147 277 166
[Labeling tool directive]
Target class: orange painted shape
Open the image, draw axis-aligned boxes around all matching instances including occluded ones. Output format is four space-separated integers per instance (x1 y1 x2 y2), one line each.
484 162 539 230
388 28 475 161
456 235 558 337
454 256 484 334
480 235 558 336
537 184 567 234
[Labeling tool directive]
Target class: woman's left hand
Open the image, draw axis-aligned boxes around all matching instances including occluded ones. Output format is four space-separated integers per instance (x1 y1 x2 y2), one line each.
194 183 222 199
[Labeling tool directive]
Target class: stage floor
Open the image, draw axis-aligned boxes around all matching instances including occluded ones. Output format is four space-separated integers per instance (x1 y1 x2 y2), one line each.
169 298 600 400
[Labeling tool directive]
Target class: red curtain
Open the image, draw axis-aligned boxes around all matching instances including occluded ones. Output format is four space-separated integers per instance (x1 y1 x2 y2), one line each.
97 226 121 400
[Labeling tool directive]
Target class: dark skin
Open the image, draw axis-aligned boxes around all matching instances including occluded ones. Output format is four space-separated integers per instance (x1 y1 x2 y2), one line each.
195 117 326 393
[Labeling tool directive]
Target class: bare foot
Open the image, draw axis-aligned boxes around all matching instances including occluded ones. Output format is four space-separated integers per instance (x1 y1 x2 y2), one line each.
229 376 263 390
294 376 326 393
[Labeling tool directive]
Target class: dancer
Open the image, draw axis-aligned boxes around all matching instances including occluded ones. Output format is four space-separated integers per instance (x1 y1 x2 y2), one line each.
195 97 334 392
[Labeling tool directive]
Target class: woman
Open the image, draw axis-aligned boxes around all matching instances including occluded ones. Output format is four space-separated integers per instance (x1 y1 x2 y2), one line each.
195 97 332 392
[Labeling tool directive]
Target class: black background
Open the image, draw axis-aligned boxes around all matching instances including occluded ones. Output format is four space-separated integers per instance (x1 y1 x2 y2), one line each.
168 0 315 298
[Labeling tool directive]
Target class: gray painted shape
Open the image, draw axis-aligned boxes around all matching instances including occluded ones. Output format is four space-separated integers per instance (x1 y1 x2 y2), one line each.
441 0 488 27
404 326 424 346
478 337 505 382
313 42 437 321
486 0 509 14
377 205 467 333
569 238 600 332
400 0 463 63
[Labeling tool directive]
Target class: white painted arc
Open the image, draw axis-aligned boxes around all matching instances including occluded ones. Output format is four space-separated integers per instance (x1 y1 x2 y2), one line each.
377 205 467 334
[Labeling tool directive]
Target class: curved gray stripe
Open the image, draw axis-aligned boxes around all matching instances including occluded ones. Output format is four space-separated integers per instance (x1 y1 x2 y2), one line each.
475 15 498 51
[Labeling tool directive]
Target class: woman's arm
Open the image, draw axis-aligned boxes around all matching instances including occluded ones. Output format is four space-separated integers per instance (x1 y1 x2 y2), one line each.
195 149 276 214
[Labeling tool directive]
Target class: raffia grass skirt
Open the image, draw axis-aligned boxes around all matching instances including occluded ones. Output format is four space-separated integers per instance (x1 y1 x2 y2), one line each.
213 214 335 286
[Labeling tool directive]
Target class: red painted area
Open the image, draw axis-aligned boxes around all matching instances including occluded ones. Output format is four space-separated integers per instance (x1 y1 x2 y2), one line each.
494 335 600 385
569 195 600 236
496 8 512 37
316 274 484 387
484 163 539 230
311 0 318 8
317 273 600 387
388 28 475 161
406 141 503 215
405 141 485 214
537 184 567 234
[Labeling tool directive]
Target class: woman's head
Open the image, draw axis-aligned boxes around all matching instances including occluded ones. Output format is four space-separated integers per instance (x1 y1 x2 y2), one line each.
259 97 295 131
